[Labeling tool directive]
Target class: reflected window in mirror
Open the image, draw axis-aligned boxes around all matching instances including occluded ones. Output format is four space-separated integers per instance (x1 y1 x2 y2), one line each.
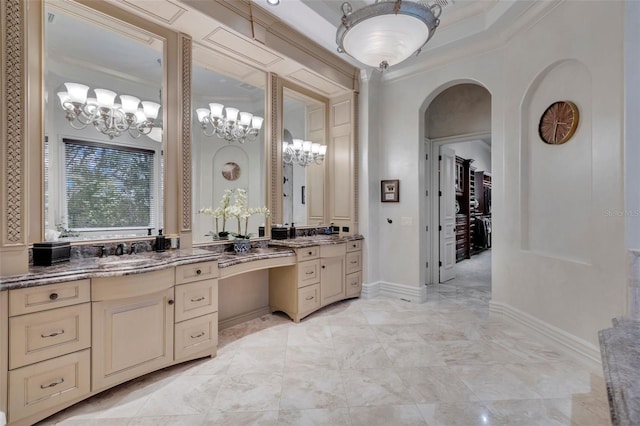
282 87 327 227
44 1 164 240
191 45 267 244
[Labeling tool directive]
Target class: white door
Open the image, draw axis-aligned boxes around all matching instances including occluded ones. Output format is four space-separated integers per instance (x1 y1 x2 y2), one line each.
439 146 456 282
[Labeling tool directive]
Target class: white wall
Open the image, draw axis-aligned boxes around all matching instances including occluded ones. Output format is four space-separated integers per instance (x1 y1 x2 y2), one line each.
447 140 491 173
364 0 627 348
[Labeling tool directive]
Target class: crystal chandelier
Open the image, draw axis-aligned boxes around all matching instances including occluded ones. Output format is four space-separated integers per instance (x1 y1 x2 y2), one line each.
283 139 327 167
57 82 161 140
336 0 442 71
196 103 264 144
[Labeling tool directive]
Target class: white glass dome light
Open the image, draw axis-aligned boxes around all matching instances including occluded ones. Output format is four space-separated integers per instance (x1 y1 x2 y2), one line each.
336 0 441 71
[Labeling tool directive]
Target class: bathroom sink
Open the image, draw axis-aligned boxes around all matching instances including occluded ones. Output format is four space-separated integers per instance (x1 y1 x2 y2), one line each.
96 256 152 267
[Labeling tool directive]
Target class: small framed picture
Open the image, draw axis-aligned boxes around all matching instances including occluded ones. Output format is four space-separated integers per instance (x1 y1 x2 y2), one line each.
381 179 399 202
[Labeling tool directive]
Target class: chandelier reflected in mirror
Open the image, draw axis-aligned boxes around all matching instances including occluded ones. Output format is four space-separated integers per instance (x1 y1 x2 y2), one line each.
196 103 264 144
283 139 327 167
336 0 441 71
57 82 161 140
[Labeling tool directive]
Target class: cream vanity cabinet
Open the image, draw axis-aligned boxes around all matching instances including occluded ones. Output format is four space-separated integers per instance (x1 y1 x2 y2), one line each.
174 261 219 361
319 243 347 307
345 240 363 297
269 246 321 322
91 269 175 392
7 279 92 424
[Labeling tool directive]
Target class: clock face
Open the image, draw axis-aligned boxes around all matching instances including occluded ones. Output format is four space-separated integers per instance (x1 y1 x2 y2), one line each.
538 101 579 145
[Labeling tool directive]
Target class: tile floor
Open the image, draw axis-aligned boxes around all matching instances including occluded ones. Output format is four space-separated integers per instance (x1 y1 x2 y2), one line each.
38 250 610 425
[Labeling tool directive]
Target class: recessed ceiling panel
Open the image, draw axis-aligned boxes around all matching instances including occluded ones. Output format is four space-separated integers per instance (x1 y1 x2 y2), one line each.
117 0 187 24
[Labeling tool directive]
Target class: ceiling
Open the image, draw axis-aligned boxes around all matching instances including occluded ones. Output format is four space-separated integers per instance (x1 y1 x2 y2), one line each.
252 0 538 74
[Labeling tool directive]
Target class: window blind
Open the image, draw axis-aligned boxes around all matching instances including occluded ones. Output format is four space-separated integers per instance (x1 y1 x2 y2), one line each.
64 139 155 229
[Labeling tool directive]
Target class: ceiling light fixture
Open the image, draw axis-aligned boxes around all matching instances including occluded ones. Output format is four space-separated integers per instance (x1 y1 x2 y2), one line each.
336 0 442 71
266 0 280 6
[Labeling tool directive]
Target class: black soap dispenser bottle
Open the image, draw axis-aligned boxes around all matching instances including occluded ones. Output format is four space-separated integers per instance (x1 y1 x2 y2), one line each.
289 222 296 239
155 229 166 252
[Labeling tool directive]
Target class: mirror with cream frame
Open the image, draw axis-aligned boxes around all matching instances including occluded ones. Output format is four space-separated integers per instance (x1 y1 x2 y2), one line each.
191 44 267 244
281 85 328 227
43 0 165 241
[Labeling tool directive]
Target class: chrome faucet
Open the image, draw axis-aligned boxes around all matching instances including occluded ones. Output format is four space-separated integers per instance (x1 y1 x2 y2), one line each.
128 242 137 255
94 245 108 258
115 243 124 256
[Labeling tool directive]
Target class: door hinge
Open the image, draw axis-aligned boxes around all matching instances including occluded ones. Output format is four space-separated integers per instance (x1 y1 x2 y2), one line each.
426 190 429 197
439 155 442 161
439 225 442 231
426 153 428 161
439 261 442 267
426 225 429 232
426 262 429 269
439 191 442 197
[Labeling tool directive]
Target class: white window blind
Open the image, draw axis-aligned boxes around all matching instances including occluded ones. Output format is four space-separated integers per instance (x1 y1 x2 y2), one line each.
64 139 155 229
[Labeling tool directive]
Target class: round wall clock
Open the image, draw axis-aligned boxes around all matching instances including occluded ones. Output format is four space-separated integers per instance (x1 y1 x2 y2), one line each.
221 162 241 181
538 101 579 145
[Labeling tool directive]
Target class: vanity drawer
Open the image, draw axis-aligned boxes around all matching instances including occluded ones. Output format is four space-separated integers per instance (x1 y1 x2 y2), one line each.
174 279 218 322
346 271 362 298
175 261 219 285
320 243 346 258
298 283 320 316
296 246 319 262
174 313 218 361
297 260 320 287
346 240 362 252
8 349 90 423
346 251 362 274
92 268 173 301
9 303 91 370
9 279 90 316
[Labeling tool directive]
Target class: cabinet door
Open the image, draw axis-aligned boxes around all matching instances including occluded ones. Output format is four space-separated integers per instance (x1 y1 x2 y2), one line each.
320 256 345 307
92 288 174 391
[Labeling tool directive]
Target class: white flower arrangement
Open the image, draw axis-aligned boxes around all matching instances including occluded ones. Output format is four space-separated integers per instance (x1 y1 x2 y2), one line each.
199 188 270 239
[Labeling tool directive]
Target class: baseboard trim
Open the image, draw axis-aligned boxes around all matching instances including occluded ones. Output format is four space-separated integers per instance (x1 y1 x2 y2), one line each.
490 301 602 372
218 307 271 330
362 281 427 303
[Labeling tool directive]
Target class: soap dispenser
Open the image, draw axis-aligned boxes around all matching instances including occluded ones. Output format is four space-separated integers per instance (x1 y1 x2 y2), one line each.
155 229 166 252
289 222 296 239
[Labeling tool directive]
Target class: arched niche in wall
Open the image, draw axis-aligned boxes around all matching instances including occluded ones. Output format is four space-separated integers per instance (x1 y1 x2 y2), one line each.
520 59 592 263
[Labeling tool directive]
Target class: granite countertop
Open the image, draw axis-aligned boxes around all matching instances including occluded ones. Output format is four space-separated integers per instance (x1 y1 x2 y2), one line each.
0 235 364 291
599 316 640 425
268 234 363 249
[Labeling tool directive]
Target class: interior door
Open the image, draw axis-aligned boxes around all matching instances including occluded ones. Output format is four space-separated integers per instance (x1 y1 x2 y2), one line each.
439 146 456 282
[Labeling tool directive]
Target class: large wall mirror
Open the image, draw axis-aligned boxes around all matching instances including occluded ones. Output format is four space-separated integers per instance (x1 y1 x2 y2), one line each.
191 44 267 244
282 84 328 227
44 0 165 241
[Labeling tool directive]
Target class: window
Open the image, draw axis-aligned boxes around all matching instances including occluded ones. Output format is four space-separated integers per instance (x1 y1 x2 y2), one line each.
63 139 156 230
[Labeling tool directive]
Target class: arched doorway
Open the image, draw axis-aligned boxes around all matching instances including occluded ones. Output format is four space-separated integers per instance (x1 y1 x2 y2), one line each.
420 83 492 288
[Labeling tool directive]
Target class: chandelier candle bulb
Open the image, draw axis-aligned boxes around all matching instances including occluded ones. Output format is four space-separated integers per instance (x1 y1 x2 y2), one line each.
142 101 161 119
225 107 239 122
239 112 253 126
95 88 117 107
120 95 140 113
64 82 89 103
251 116 264 129
209 103 224 118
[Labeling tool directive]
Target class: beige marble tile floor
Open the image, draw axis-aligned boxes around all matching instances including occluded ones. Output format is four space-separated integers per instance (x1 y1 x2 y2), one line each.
37 250 610 425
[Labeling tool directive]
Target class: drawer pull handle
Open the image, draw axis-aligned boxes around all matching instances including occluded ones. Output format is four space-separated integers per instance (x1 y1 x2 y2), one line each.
191 332 205 339
168 299 175 305
41 378 64 389
49 293 59 301
190 296 206 302
350 260 358 264
352 244 357 248
41 330 65 338
305 271 314 275
308 251 313 255
322 265 325 269
305 296 314 301
351 282 359 286
196 269 202 275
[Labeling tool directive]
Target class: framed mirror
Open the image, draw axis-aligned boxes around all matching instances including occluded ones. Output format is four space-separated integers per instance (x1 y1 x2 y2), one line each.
281 84 328 227
191 44 268 244
43 0 165 241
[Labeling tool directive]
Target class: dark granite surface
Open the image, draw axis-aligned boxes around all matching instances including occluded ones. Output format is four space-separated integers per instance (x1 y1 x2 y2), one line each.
268 234 363 249
599 317 640 425
0 236 363 291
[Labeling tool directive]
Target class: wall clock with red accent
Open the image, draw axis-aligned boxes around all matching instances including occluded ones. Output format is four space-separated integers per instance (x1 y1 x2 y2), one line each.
538 101 579 145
